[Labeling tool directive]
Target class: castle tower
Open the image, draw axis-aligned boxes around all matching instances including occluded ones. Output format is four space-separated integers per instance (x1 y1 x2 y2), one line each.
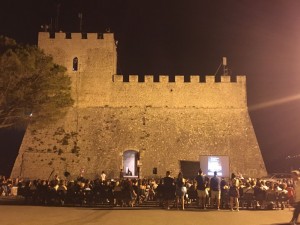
38 32 117 107
11 32 267 179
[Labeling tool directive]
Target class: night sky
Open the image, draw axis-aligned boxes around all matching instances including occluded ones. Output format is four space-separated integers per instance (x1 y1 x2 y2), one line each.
1 0 300 176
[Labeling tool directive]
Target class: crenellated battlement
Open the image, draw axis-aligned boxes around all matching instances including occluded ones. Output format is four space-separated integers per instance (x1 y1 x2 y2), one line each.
113 74 245 84
109 74 247 109
38 32 114 41
38 31 245 109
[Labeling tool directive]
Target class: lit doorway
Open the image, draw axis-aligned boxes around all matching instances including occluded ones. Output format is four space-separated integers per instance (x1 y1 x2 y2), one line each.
123 150 138 177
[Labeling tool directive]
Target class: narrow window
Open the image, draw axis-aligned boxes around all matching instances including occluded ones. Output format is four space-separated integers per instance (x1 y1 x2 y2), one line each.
73 57 78 71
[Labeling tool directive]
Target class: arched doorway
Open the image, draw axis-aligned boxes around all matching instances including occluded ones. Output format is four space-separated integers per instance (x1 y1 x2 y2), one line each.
123 150 139 177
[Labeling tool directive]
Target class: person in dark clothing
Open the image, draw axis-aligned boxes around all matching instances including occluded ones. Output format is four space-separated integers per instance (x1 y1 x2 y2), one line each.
220 177 229 209
195 169 207 209
163 171 175 209
210 171 221 210
175 172 186 210
156 179 164 207
229 177 240 211
119 169 124 180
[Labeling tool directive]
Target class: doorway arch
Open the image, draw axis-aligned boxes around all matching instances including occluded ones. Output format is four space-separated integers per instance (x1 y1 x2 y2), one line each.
123 150 139 177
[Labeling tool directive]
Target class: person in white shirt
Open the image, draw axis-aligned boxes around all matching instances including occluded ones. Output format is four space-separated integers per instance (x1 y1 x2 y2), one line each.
100 171 106 182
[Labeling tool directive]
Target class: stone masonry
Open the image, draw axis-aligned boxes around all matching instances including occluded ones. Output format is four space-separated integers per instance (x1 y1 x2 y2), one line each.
11 32 267 180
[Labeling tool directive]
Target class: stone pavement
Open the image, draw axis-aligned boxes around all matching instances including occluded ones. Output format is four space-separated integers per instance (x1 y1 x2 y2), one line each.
0 204 294 225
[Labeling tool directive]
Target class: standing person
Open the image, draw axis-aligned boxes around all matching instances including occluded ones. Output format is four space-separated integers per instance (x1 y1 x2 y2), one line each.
119 169 124 180
127 169 132 176
163 171 175 210
220 177 229 209
290 170 300 225
195 169 207 209
229 175 240 211
175 172 186 210
210 171 221 210
100 171 106 182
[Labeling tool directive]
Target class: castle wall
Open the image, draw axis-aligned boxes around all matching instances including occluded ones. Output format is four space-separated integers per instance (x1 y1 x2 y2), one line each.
38 32 246 109
11 107 266 179
111 75 246 108
10 32 267 180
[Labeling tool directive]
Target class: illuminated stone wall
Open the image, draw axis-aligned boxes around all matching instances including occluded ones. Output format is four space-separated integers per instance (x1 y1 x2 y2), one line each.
37 32 246 109
111 75 245 108
11 32 267 179
38 32 117 107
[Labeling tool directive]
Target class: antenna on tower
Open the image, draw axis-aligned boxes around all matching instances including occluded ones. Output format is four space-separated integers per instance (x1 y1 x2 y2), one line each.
223 57 228 76
55 3 61 32
214 57 230 76
78 12 83 32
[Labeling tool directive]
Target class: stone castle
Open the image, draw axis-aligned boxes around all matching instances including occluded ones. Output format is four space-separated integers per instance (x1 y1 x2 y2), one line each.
11 32 267 179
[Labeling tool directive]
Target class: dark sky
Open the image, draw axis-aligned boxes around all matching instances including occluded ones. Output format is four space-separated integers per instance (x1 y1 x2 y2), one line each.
1 0 300 176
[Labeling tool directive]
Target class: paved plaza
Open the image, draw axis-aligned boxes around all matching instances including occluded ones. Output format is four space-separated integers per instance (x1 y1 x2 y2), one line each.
0 205 294 225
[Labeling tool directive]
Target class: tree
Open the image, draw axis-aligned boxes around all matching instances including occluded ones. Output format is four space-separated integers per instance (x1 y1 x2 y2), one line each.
0 36 74 128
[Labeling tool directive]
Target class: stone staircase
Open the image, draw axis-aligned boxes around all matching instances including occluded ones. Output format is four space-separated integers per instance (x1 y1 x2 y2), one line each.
0 196 200 209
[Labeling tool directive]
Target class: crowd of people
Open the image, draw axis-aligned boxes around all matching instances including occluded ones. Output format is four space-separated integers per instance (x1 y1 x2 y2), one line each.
0 170 296 212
